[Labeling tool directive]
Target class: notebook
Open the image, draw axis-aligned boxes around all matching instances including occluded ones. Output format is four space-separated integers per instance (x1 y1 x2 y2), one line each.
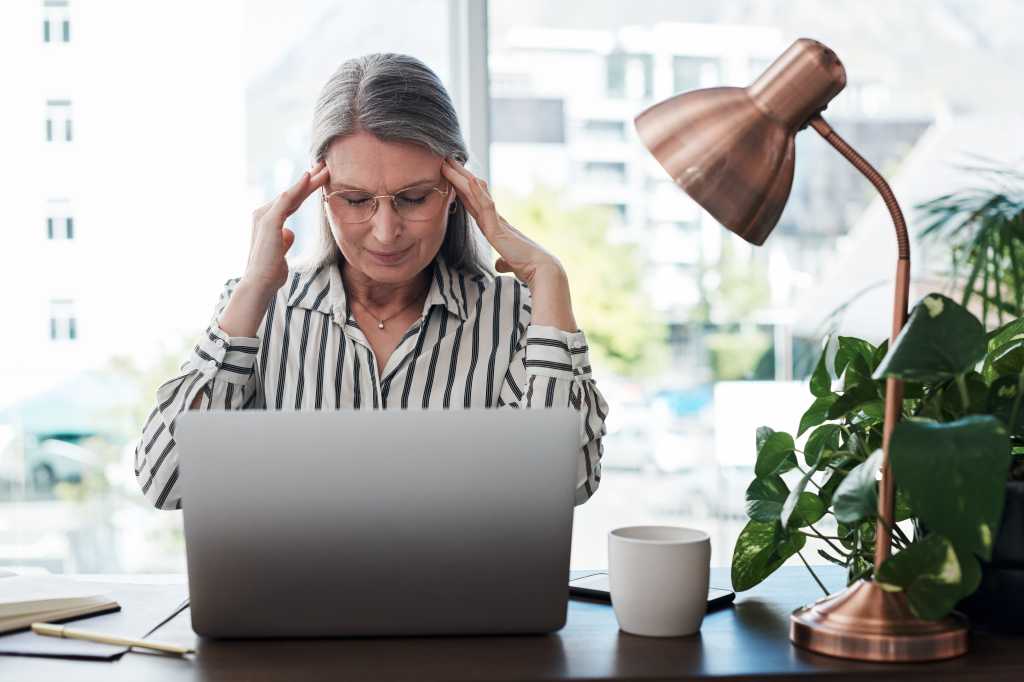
0 575 121 635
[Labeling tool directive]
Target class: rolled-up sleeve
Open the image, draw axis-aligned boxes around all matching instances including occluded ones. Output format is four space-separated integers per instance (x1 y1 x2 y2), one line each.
133 278 262 510
499 318 608 506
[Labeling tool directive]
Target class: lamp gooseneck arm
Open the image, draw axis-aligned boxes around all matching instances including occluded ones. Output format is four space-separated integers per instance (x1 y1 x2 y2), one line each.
807 114 911 566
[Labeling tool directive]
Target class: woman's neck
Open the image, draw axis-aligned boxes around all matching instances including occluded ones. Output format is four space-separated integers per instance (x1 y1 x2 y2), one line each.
341 260 431 314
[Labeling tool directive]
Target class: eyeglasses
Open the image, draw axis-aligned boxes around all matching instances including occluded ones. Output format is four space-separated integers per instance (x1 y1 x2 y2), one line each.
322 180 451 224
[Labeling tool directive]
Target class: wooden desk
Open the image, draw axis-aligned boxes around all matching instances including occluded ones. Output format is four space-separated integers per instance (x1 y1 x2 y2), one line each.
4 567 1022 681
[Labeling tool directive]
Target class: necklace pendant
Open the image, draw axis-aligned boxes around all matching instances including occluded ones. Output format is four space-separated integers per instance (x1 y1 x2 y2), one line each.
377 321 385 330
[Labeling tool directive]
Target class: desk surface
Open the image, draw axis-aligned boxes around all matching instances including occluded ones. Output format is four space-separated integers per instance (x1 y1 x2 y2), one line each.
3 566 1022 681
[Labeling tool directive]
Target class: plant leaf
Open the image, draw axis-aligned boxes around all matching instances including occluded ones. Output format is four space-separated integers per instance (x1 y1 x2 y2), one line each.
987 316 1024 349
744 475 789 522
940 371 988 416
837 336 877 374
873 294 986 383
984 338 1024 382
803 424 842 467
876 534 978 620
810 341 832 397
731 520 806 592
987 374 1024 435
890 416 1010 562
755 431 797 477
784 492 826 528
780 449 824 527
828 382 880 421
871 339 890 369
833 449 883 523
819 462 854 508
798 394 837 437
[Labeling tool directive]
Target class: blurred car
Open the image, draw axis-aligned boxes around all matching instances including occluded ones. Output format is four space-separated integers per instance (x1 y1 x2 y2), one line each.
27 437 102 490
0 431 102 492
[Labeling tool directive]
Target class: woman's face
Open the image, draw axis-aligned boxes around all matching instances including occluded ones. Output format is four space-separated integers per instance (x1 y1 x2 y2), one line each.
323 130 454 286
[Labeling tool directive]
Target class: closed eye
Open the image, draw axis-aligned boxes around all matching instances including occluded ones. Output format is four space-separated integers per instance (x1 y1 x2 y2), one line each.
395 192 429 205
339 193 373 206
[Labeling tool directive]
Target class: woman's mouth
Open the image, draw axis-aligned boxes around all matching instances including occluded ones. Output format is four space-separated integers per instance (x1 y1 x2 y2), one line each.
366 245 413 266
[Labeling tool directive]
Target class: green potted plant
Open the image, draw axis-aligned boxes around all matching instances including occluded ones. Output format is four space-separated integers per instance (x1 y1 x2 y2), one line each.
913 160 1024 630
731 292 1023 627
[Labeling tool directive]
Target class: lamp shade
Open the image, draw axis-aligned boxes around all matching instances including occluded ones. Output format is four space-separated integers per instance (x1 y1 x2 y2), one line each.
634 38 847 245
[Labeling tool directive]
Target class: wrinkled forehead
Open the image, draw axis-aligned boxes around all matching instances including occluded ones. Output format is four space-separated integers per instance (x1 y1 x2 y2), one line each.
324 131 442 192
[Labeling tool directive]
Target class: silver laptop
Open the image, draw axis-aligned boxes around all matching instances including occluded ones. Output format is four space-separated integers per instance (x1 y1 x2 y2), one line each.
174 408 579 638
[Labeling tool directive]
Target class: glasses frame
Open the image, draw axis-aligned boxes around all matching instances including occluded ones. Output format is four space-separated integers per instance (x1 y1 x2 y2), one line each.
321 178 452 224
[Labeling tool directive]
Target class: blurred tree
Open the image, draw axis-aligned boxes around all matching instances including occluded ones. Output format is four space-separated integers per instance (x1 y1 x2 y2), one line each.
698 237 774 380
104 343 192 443
496 187 668 377
709 238 771 323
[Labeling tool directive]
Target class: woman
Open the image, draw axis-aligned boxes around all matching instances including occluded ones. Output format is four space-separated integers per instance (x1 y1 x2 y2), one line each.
134 53 607 511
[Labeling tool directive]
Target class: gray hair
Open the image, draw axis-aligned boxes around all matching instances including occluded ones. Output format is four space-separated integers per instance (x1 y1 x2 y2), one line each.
299 52 490 278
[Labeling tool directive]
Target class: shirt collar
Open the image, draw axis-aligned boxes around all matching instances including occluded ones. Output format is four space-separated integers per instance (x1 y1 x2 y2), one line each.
286 254 469 323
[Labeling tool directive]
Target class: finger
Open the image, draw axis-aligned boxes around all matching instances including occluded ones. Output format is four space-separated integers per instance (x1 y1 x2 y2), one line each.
270 172 311 218
274 160 321 210
443 161 497 231
309 160 329 186
442 163 482 218
495 258 512 273
450 164 494 209
273 160 327 218
302 164 331 200
444 156 475 179
467 176 500 235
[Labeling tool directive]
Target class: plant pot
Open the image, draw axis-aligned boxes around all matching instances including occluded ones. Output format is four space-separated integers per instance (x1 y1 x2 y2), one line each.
956 480 1024 633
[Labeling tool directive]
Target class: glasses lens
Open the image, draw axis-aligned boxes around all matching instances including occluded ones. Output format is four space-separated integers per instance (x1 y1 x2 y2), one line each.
327 192 376 222
394 186 445 221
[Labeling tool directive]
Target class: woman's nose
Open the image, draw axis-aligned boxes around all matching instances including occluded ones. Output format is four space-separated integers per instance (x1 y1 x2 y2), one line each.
370 199 402 244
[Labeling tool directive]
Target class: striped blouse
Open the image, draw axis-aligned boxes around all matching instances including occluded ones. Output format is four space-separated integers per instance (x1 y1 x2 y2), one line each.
133 254 608 511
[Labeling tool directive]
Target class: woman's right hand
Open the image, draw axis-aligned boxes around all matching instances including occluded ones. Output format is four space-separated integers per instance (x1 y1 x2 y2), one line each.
243 160 331 293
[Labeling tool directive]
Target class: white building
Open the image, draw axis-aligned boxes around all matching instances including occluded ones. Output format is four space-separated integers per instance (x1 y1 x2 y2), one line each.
0 0 249 412
490 24 792 316
488 21 934 379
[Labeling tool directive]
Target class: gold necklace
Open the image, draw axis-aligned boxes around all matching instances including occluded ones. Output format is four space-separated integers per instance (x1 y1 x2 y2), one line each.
350 294 423 330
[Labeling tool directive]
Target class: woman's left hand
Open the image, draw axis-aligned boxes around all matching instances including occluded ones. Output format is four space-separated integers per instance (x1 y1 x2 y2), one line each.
442 158 565 289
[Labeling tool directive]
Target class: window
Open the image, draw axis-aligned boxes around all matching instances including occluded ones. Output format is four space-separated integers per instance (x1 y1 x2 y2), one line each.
673 56 720 93
45 100 73 142
489 0 1010 573
606 51 653 99
43 1 70 43
583 161 627 184
582 119 626 141
49 300 77 341
3 0 473 577
491 97 565 143
46 201 74 240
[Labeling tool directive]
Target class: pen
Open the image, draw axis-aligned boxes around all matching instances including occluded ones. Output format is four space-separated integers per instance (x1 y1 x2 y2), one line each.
31 622 195 655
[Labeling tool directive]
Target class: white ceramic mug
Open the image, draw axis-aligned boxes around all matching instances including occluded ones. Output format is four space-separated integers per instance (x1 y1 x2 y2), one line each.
608 525 711 637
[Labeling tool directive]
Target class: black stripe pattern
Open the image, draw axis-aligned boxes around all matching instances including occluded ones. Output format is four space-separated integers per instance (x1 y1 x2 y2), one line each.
133 256 607 510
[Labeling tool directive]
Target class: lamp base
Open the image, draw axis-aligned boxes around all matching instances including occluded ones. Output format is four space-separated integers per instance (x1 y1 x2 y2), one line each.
790 579 968 662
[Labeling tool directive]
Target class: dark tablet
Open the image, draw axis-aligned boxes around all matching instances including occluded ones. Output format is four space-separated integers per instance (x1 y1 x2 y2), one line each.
569 571 735 611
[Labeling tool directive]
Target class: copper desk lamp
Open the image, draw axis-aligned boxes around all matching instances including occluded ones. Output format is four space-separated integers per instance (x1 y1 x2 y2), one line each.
634 37 967 662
